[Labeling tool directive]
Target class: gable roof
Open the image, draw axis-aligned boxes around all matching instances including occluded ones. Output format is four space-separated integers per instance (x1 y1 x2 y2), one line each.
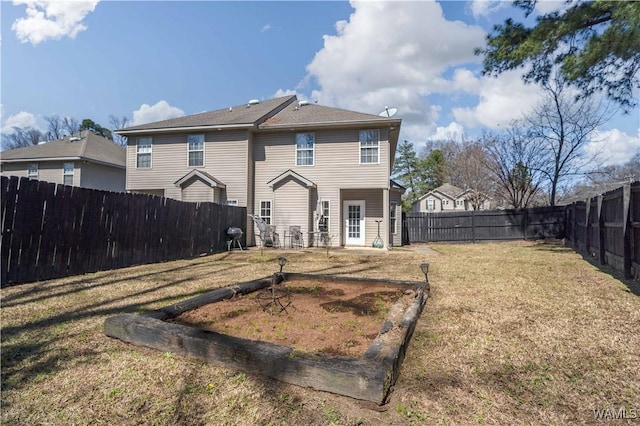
174 170 226 188
117 96 297 134
0 131 125 168
267 169 316 188
415 183 466 202
260 101 401 130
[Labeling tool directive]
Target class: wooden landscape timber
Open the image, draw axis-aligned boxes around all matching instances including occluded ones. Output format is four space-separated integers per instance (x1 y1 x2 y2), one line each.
104 273 429 404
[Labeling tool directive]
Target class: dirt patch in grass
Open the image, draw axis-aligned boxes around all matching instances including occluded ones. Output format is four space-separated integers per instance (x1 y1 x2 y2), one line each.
171 279 408 357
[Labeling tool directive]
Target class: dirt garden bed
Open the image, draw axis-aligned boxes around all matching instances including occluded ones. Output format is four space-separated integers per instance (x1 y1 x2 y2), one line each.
104 272 428 404
171 278 413 357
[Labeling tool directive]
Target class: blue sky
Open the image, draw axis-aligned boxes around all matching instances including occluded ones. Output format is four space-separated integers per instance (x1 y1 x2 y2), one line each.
2 0 638 166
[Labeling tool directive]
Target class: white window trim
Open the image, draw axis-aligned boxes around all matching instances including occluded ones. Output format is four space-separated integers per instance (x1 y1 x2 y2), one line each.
27 163 38 179
295 132 315 166
359 129 380 165
187 134 205 168
390 202 397 235
319 200 330 232
136 137 153 169
260 200 272 225
63 162 74 185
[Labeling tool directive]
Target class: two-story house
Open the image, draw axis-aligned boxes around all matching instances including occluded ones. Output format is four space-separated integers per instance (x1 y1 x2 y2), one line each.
413 183 490 212
117 95 404 248
0 131 126 192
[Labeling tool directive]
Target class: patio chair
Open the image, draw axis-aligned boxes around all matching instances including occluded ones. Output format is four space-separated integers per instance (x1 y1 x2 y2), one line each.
248 215 280 248
288 225 304 249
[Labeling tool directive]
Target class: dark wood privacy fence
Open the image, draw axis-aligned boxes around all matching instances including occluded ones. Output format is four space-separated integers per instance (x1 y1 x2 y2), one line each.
565 182 639 279
403 206 566 243
1 176 246 286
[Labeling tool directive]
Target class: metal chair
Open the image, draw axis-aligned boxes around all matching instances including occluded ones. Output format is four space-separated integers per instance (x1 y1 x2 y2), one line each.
288 225 304 249
248 215 280 248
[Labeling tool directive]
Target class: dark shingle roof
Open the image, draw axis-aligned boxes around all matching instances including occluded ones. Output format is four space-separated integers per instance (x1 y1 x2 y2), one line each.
260 101 401 128
1 131 125 167
118 95 297 132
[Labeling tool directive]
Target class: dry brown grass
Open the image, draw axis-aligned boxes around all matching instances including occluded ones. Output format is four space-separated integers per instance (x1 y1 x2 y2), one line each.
2 241 639 425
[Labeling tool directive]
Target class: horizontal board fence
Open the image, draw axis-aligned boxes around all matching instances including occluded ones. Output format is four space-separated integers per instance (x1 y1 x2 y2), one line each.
403 206 566 244
1 176 246 286
565 181 639 280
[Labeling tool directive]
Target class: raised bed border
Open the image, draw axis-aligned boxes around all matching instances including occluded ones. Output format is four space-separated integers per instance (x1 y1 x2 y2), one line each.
104 272 429 404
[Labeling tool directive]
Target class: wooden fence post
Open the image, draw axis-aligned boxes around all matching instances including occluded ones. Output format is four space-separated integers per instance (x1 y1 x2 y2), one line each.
597 194 605 265
471 210 476 243
584 197 592 256
622 184 632 279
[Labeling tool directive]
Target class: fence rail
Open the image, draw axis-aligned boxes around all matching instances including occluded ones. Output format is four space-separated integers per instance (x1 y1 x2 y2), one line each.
1 176 246 286
565 182 639 280
403 206 566 244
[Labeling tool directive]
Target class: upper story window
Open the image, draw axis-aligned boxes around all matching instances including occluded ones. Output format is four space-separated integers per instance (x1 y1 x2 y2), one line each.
360 130 379 164
63 162 74 185
27 163 38 179
188 134 205 167
296 133 314 166
137 137 152 168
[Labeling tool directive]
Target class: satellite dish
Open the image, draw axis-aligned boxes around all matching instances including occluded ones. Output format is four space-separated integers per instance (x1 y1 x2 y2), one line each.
379 106 397 117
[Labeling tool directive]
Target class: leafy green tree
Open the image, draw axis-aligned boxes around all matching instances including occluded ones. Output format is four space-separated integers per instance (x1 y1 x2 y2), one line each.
420 149 447 193
477 0 640 111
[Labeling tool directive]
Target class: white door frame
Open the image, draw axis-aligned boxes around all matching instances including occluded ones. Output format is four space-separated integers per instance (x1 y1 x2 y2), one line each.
343 200 365 246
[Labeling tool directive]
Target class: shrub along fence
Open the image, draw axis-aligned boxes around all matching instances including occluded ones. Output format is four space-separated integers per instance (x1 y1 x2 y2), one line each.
565 182 639 280
403 206 566 244
1 176 246 286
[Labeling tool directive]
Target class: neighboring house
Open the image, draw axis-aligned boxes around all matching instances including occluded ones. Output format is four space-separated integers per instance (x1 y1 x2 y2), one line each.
413 183 490 212
117 95 404 248
0 131 126 192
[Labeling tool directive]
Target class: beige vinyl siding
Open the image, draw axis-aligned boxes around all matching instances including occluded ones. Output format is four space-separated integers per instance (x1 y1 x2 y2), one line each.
126 131 249 204
78 162 126 192
272 178 310 246
1 161 72 186
181 177 214 202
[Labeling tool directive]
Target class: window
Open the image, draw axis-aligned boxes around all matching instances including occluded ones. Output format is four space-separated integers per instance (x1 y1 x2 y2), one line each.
260 200 272 225
63 162 74 186
359 130 379 164
227 200 238 206
319 200 330 232
27 163 38 179
137 137 152 168
427 198 435 211
188 134 205 167
390 203 397 234
296 133 314 166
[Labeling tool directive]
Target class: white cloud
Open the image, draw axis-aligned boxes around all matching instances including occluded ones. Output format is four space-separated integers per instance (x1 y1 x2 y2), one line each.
586 128 640 167
452 69 543 129
535 1 568 15
261 23 271 32
11 0 100 45
131 101 185 126
426 122 467 142
469 0 509 18
301 0 485 134
1 111 39 133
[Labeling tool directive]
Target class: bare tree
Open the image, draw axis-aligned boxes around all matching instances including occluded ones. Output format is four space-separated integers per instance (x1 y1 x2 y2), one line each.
525 76 611 206
62 117 80 136
483 126 547 209
44 115 64 139
109 115 129 146
446 140 494 210
2 127 44 150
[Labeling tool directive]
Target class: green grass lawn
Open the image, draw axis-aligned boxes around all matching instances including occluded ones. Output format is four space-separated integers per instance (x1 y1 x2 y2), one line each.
2 241 639 425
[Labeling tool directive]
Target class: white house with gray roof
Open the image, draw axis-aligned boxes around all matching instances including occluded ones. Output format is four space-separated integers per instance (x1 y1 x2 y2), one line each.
117 95 404 248
413 183 490 212
0 131 126 192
